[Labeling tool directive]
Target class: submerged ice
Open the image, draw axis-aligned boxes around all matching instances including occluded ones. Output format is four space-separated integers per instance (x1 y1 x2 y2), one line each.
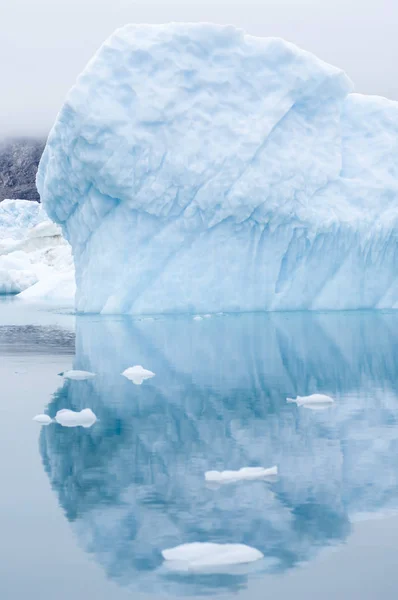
37 23 398 314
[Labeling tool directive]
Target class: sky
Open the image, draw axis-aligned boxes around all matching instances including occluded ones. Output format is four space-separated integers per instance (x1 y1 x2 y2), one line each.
2 0 396 138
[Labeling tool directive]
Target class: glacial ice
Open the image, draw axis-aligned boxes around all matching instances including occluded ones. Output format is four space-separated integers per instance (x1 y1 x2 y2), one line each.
37 23 398 314
162 543 264 571
0 199 75 303
0 199 42 246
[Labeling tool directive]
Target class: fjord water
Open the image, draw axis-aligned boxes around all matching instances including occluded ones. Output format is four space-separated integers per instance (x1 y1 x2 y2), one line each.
2 302 398 599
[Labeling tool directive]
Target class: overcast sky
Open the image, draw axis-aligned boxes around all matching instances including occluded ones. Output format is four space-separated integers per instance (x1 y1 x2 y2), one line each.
2 0 396 138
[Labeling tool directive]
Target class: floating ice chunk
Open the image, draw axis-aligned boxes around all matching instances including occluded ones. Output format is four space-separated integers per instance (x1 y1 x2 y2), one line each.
193 316 203 321
205 466 278 484
203 314 212 319
55 408 97 428
59 370 96 380
122 365 155 385
162 542 264 572
33 414 53 425
287 393 334 408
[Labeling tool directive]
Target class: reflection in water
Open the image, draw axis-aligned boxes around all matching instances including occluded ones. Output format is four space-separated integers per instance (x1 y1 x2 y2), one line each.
40 312 398 595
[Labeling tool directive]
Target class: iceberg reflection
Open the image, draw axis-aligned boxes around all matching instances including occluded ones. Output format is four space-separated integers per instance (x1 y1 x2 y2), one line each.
40 312 398 595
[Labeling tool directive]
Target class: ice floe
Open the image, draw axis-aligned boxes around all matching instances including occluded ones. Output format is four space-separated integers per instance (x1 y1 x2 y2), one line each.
59 370 96 380
122 365 155 385
55 408 97 428
162 542 264 572
287 393 334 409
33 414 53 425
205 466 278 484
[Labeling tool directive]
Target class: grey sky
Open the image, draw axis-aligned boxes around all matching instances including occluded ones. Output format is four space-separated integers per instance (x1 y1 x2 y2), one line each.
2 0 396 138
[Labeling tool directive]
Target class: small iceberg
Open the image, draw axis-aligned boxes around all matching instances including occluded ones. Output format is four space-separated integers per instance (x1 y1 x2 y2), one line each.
287 393 334 410
122 365 155 385
55 408 97 428
33 414 52 425
59 370 96 380
193 315 203 321
205 466 278 484
162 542 264 572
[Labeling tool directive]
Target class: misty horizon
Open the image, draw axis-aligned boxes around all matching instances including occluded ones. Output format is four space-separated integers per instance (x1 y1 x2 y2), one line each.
2 0 397 138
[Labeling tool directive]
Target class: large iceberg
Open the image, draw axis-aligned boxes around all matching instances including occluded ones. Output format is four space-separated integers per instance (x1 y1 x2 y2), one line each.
37 24 398 314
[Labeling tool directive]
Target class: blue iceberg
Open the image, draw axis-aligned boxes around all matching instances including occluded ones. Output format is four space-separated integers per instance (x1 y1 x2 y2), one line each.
37 24 398 314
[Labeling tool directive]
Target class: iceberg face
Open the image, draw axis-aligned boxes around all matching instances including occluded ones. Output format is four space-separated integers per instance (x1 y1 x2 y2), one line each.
37 23 398 314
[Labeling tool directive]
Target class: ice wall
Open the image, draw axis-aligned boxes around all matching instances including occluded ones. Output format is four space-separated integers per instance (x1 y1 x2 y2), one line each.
37 24 398 314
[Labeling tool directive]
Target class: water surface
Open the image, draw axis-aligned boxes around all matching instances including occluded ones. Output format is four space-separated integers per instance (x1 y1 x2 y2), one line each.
2 303 398 599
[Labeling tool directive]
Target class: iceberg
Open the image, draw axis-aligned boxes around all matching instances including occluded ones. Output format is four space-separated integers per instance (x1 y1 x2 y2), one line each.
0 199 75 304
37 23 398 314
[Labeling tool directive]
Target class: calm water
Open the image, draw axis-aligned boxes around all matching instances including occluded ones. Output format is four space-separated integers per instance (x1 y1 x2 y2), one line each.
2 299 398 599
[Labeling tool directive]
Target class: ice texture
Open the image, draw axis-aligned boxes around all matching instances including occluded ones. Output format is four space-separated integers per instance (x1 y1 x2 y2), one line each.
0 199 42 245
37 23 398 314
0 199 75 302
162 543 264 571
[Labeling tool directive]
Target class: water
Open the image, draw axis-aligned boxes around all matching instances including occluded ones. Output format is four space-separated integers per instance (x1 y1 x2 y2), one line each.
2 301 398 599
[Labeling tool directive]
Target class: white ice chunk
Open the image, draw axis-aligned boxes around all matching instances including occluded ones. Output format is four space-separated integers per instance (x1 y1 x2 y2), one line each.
162 542 264 572
287 394 335 408
33 414 53 425
55 408 97 428
193 316 203 321
60 370 96 380
0 200 75 306
205 466 278 484
122 365 155 385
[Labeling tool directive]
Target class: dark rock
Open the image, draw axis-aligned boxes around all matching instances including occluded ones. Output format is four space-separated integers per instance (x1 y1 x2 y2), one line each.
0 137 46 202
